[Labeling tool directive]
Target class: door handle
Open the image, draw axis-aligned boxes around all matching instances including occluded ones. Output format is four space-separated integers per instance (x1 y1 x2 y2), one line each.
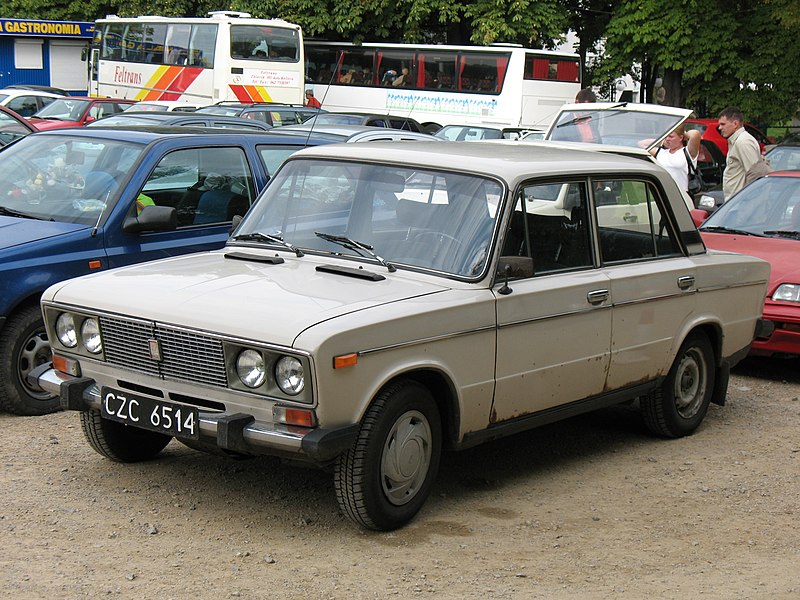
677 275 695 290
587 289 609 305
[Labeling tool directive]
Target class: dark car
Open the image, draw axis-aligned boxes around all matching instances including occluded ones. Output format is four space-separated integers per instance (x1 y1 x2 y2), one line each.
0 104 38 148
87 111 273 131
764 138 800 172
0 126 335 416
302 112 428 133
433 124 532 141
199 102 322 127
28 97 135 130
684 118 773 157
274 123 439 143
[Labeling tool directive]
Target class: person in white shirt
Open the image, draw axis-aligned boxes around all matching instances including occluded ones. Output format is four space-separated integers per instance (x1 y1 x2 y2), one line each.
653 125 702 194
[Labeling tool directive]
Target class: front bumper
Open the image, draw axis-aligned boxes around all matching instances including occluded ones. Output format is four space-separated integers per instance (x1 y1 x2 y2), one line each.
750 309 800 357
30 365 359 464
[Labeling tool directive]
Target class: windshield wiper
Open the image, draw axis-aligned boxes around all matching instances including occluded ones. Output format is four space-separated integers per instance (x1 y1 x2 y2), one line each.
0 205 37 219
231 232 304 256
555 103 628 129
763 230 800 239
314 231 396 272
700 226 763 237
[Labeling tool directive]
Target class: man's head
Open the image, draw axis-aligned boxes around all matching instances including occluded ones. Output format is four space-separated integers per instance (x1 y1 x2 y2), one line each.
305 89 315 98
718 106 745 139
575 88 597 103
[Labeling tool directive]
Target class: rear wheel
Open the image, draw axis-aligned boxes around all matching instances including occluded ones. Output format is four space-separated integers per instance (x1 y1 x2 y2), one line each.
641 332 714 438
80 410 171 462
0 305 59 416
334 380 441 531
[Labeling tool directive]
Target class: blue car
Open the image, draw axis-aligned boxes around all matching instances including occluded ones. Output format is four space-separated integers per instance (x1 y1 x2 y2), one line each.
0 126 332 415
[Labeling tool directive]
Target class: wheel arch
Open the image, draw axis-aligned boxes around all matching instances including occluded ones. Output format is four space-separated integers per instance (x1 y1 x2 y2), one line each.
374 368 461 451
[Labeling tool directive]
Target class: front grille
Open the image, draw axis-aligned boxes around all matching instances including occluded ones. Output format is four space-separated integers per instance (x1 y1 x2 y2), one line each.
99 316 228 387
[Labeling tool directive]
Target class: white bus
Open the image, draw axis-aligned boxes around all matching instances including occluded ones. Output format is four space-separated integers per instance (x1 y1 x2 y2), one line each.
87 12 304 105
305 41 581 131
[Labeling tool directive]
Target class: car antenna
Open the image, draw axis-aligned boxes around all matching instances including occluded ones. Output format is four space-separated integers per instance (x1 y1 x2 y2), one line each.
90 190 112 237
303 67 336 147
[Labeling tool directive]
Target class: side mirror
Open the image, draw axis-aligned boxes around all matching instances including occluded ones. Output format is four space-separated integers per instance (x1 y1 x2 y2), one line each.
123 205 177 233
690 208 709 228
496 256 534 280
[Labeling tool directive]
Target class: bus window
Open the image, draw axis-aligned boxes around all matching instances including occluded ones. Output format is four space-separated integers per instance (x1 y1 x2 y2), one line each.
525 54 580 82
230 25 300 62
417 51 457 90
189 24 216 68
376 49 414 88
165 24 191 65
122 24 144 62
142 24 167 65
340 47 375 84
103 24 124 60
306 46 338 84
459 51 509 93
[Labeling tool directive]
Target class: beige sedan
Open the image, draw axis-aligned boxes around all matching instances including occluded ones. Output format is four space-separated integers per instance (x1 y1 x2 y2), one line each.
34 142 770 531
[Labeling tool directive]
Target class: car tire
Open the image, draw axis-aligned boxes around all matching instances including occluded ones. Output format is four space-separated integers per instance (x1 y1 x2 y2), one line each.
641 331 714 438
0 305 60 416
334 380 442 531
80 410 172 462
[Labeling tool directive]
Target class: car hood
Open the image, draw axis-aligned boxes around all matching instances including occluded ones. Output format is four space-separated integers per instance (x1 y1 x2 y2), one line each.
545 102 692 152
700 232 799 288
0 216 85 249
47 249 452 347
27 118 82 130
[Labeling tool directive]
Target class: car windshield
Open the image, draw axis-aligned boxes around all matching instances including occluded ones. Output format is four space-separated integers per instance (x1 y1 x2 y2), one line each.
765 146 800 171
547 106 687 149
199 106 241 116
700 176 800 238
435 126 502 141
0 111 31 145
34 99 91 121
234 159 503 277
305 114 365 126
0 134 144 225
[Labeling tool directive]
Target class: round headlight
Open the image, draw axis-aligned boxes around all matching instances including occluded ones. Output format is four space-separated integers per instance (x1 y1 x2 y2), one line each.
55 313 78 348
275 356 304 396
81 318 102 354
236 349 266 388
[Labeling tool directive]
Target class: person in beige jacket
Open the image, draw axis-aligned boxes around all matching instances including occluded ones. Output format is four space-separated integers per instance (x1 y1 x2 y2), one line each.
718 106 761 199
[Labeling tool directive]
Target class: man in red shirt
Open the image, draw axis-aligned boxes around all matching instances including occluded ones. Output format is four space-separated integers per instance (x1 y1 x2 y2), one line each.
305 89 321 108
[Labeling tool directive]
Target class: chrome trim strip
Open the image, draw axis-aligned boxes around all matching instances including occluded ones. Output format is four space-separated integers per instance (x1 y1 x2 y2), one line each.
357 324 496 356
498 304 612 330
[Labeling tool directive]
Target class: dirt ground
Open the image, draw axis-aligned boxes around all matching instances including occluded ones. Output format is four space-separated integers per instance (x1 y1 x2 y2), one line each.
2 356 799 599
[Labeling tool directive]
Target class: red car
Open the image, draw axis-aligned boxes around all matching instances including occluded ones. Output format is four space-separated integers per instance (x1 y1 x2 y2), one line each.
684 118 772 157
28 97 134 130
696 172 800 357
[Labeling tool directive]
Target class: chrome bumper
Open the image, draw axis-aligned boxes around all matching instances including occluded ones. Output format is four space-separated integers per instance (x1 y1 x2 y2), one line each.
30 365 358 463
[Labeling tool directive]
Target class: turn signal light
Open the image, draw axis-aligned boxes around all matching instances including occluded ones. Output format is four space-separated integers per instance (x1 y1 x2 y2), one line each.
273 406 317 428
52 353 81 376
333 353 358 369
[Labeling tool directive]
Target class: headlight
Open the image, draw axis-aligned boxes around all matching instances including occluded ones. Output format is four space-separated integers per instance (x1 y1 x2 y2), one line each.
698 195 716 209
275 356 304 395
55 313 78 348
773 283 800 303
236 349 266 388
80 317 102 354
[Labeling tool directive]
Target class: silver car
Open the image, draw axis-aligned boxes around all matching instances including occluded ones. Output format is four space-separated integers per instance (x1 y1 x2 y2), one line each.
33 142 770 531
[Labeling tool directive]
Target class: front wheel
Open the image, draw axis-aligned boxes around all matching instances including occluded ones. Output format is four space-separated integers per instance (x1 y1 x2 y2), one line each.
0 305 60 416
334 380 442 531
641 331 714 438
80 410 172 462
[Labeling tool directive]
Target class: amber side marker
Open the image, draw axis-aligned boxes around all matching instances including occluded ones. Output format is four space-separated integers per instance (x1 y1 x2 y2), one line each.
333 353 358 369
88 260 102 269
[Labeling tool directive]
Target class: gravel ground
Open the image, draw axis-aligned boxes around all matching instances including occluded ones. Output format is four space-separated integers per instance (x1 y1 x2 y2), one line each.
1 356 799 599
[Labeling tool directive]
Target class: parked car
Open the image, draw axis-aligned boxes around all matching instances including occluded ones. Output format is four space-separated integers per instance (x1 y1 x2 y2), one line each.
684 118 773 157
124 101 203 112
199 102 322 127
27 97 135 130
764 140 800 171
302 112 428 132
5 84 70 96
31 141 770 530
0 87 63 117
0 104 38 148
695 172 799 357
0 127 336 416
433 124 532 141
87 112 273 131
274 123 439 143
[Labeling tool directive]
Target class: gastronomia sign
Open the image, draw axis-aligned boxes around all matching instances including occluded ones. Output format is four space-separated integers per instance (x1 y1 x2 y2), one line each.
0 19 93 38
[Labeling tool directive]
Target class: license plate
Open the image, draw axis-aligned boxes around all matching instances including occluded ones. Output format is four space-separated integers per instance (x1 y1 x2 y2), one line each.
101 387 199 440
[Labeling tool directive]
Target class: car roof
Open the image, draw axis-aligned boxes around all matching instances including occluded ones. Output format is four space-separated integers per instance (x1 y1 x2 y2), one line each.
48 96 132 102
0 88 64 99
290 140 666 183
37 124 336 145
275 123 435 140
88 112 273 129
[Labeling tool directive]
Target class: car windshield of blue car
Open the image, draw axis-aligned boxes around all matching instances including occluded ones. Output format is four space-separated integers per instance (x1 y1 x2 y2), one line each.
233 159 503 278
0 135 144 225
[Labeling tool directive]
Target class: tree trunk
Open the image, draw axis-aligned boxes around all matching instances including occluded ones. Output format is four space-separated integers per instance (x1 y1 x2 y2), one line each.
662 68 684 108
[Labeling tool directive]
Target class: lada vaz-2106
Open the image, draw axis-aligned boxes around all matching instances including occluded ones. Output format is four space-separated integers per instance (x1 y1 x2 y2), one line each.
33 142 770 530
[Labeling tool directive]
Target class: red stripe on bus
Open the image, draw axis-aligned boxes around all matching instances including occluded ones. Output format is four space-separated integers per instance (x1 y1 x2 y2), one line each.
229 85 255 102
160 67 204 100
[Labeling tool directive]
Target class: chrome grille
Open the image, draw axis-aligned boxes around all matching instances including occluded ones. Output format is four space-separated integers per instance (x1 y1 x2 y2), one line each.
99 316 228 387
